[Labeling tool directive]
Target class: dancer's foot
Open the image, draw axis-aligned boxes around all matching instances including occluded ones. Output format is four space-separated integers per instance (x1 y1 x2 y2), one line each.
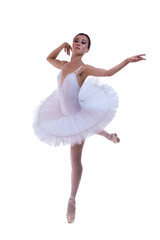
107 133 120 143
66 197 76 223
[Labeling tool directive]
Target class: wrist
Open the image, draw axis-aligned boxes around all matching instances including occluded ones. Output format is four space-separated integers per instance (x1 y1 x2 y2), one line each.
125 58 130 64
60 43 65 49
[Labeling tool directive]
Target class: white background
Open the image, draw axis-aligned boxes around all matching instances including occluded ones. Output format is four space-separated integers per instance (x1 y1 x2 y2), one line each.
0 0 160 239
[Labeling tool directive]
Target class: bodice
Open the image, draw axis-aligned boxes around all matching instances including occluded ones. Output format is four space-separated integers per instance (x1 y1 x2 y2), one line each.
57 66 83 116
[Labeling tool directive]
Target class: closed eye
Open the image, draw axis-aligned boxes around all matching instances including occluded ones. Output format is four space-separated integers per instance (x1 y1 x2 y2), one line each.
74 39 79 43
74 38 87 44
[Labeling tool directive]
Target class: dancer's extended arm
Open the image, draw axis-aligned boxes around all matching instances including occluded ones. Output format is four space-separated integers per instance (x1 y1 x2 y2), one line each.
84 54 146 77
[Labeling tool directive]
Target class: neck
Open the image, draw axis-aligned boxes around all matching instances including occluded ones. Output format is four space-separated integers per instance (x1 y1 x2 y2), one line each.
70 53 83 65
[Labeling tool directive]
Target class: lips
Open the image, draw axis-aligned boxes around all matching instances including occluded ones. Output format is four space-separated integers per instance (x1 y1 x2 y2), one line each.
75 47 80 50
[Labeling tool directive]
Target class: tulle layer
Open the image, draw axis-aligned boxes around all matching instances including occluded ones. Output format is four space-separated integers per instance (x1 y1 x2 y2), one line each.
33 77 119 146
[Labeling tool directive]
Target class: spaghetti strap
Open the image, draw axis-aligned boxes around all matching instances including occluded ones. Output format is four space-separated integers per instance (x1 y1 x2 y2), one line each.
61 62 68 70
74 65 84 74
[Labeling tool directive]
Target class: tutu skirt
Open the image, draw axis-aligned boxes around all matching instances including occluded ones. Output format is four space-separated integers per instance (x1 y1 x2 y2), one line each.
33 77 118 146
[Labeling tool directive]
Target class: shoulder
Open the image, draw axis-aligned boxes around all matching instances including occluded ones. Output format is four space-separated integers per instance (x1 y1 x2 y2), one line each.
57 60 69 69
77 64 94 78
81 64 93 70
79 64 92 74
80 64 97 73
61 61 69 69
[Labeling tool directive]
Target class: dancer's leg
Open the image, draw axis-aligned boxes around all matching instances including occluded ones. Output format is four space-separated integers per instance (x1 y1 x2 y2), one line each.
97 130 120 143
67 141 85 223
70 141 85 199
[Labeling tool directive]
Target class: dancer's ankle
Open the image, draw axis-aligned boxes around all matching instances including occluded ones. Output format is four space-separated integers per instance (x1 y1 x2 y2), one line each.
69 196 75 201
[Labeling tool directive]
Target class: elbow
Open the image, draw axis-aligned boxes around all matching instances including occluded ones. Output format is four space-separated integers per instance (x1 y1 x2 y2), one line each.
46 56 56 63
105 70 112 77
46 55 54 61
46 56 50 62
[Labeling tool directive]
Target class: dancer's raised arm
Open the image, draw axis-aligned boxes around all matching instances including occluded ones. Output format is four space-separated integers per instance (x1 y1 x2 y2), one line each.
46 42 72 69
84 54 146 77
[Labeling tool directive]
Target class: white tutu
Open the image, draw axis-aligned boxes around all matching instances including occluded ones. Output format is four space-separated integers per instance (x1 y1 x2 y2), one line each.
33 68 119 146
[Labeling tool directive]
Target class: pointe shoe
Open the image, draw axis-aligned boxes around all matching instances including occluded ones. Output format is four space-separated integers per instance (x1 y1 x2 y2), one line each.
66 197 76 223
66 213 75 224
107 133 120 143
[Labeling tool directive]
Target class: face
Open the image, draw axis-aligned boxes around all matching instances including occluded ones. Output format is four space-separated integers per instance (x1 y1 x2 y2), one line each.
72 35 89 55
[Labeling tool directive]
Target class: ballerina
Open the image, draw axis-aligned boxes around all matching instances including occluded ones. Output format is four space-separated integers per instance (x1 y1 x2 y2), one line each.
33 33 146 223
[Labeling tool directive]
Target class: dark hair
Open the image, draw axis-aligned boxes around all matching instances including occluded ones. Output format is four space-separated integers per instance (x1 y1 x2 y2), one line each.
73 33 91 49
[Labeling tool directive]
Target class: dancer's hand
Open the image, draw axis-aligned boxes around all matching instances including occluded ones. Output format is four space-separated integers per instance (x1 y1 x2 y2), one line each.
127 54 146 63
63 42 72 55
